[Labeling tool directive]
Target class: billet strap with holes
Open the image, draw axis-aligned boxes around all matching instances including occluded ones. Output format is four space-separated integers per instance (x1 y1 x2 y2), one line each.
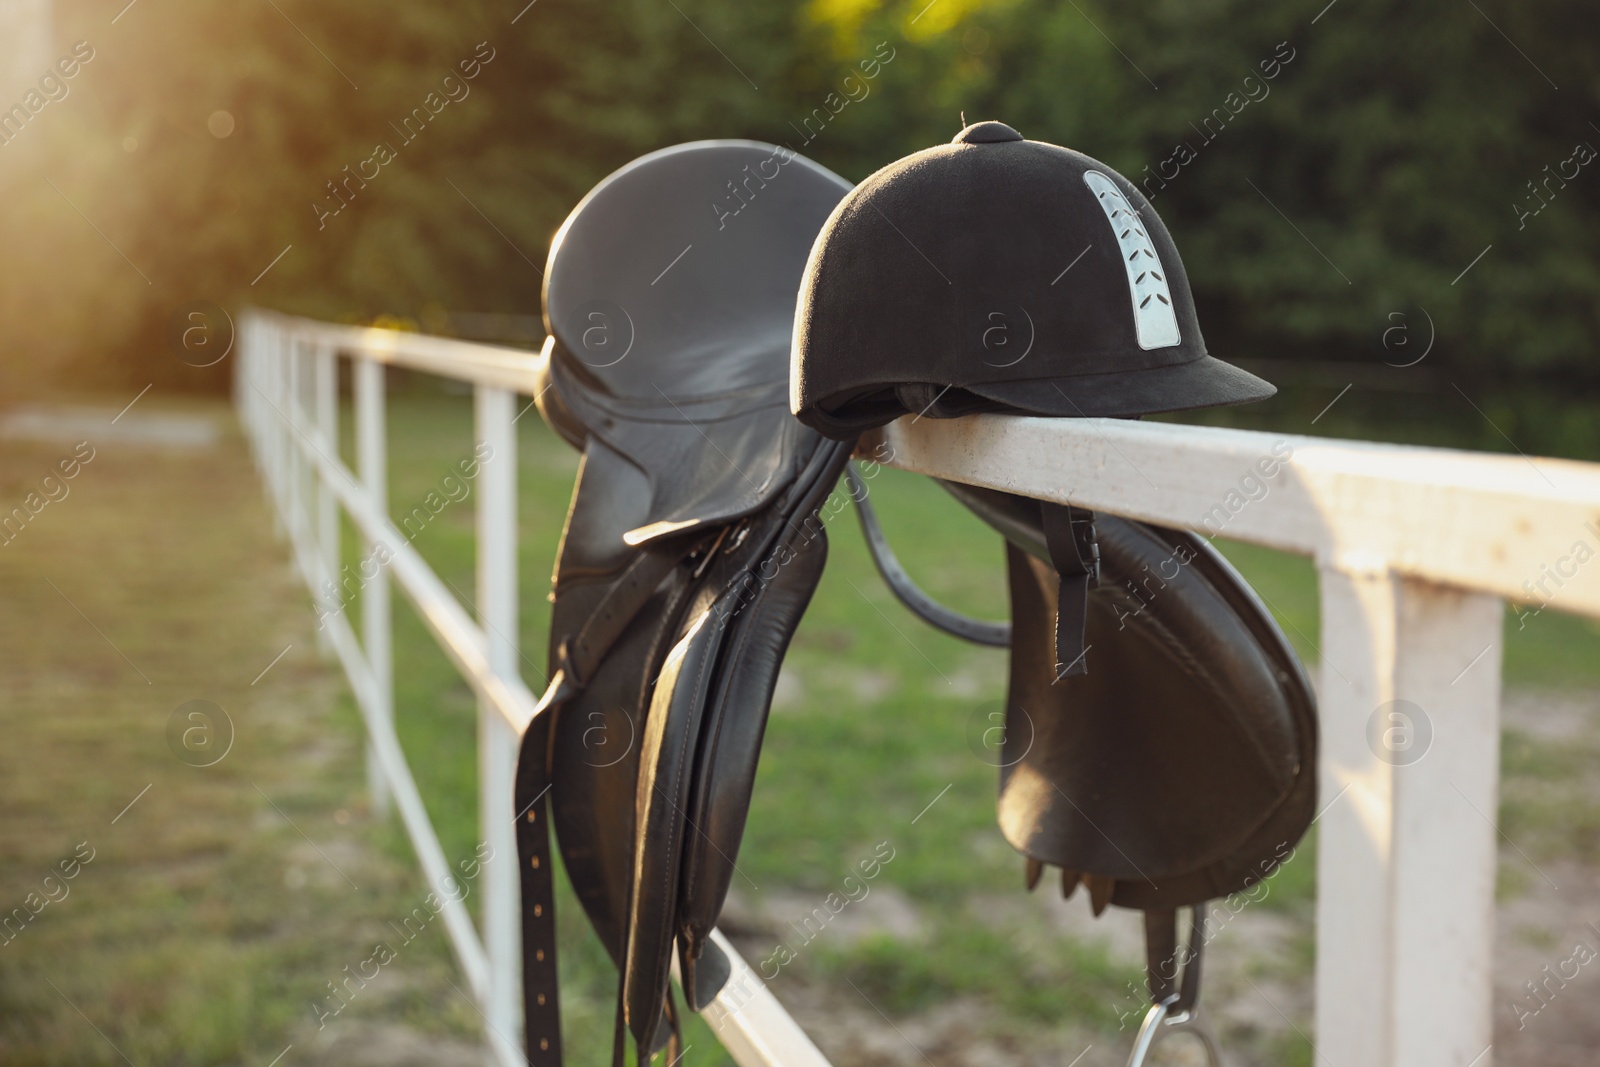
1041 502 1100 678
559 541 704 689
515 707 562 1065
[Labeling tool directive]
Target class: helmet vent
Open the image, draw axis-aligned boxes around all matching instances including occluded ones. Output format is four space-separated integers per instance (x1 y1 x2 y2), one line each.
1083 171 1181 350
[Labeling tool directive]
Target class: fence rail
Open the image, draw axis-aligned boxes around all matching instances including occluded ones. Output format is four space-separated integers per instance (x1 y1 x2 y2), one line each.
238 309 1600 1067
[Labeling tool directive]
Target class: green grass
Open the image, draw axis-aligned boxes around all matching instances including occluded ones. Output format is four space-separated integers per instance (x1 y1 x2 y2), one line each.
814 923 1128 1025
0 412 483 1065
1186 537 1600 689
1500 726 1600 866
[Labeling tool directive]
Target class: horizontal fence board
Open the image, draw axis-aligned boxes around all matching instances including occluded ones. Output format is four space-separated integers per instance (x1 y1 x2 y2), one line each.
254 311 543 393
869 414 1600 617
251 309 1600 615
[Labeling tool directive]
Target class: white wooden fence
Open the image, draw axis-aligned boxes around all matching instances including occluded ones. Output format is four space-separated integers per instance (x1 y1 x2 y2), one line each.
236 308 1600 1067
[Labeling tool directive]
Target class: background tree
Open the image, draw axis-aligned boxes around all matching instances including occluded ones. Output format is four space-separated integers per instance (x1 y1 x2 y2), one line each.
2 0 1595 453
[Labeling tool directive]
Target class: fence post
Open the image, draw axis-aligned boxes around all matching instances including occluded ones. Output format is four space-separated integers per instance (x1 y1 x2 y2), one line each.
315 344 340 658
244 320 257 456
1313 567 1503 1067
301 341 318 579
355 357 394 820
272 326 285 523
475 383 523 1064
262 325 278 528
297 339 316 563
284 334 302 550
267 326 286 537
234 318 249 449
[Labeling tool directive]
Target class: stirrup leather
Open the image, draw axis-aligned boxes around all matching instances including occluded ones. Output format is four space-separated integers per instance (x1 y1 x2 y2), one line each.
1126 906 1225 1067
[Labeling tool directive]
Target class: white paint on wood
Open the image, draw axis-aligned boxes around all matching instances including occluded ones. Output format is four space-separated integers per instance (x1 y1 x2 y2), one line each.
1313 567 1397 1067
253 309 540 394
1314 569 1502 1067
269 353 540 736
285 340 305 577
1391 584 1501 1067
476 385 524 1063
314 346 339 659
872 412 1600 616
355 358 393 819
697 929 835 1067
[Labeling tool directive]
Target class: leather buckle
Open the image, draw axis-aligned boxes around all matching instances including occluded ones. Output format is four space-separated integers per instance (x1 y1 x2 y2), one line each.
691 524 735 579
1069 506 1100 586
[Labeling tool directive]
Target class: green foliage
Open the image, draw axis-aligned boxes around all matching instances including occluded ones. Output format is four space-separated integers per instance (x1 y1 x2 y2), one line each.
4 0 1598 439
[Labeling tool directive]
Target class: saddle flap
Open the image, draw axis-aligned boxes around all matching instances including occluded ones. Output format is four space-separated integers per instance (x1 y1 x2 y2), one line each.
985 503 1315 907
542 438 704 961
675 504 832 1008
622 608 725 1051
622 437 849 1037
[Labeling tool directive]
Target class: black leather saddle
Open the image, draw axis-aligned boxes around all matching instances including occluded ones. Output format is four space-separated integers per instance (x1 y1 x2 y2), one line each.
515 141 857 1066
517 140 1317 1067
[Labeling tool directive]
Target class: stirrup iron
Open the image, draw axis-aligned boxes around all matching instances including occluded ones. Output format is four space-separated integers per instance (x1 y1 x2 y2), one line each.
1126 996 1225 1067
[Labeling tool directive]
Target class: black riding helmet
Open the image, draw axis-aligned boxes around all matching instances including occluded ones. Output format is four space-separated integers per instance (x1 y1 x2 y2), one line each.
791 120 1274 439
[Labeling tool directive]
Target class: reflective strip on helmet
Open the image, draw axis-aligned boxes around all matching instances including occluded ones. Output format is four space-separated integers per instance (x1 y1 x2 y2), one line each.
1082 171 1181 351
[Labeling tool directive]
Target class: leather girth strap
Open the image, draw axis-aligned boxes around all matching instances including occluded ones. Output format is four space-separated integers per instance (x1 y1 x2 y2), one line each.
1041 502 1099 678
516 709 563 1066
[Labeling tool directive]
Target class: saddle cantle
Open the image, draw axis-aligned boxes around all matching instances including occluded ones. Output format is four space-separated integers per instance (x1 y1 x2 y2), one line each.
515 140 855 1065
